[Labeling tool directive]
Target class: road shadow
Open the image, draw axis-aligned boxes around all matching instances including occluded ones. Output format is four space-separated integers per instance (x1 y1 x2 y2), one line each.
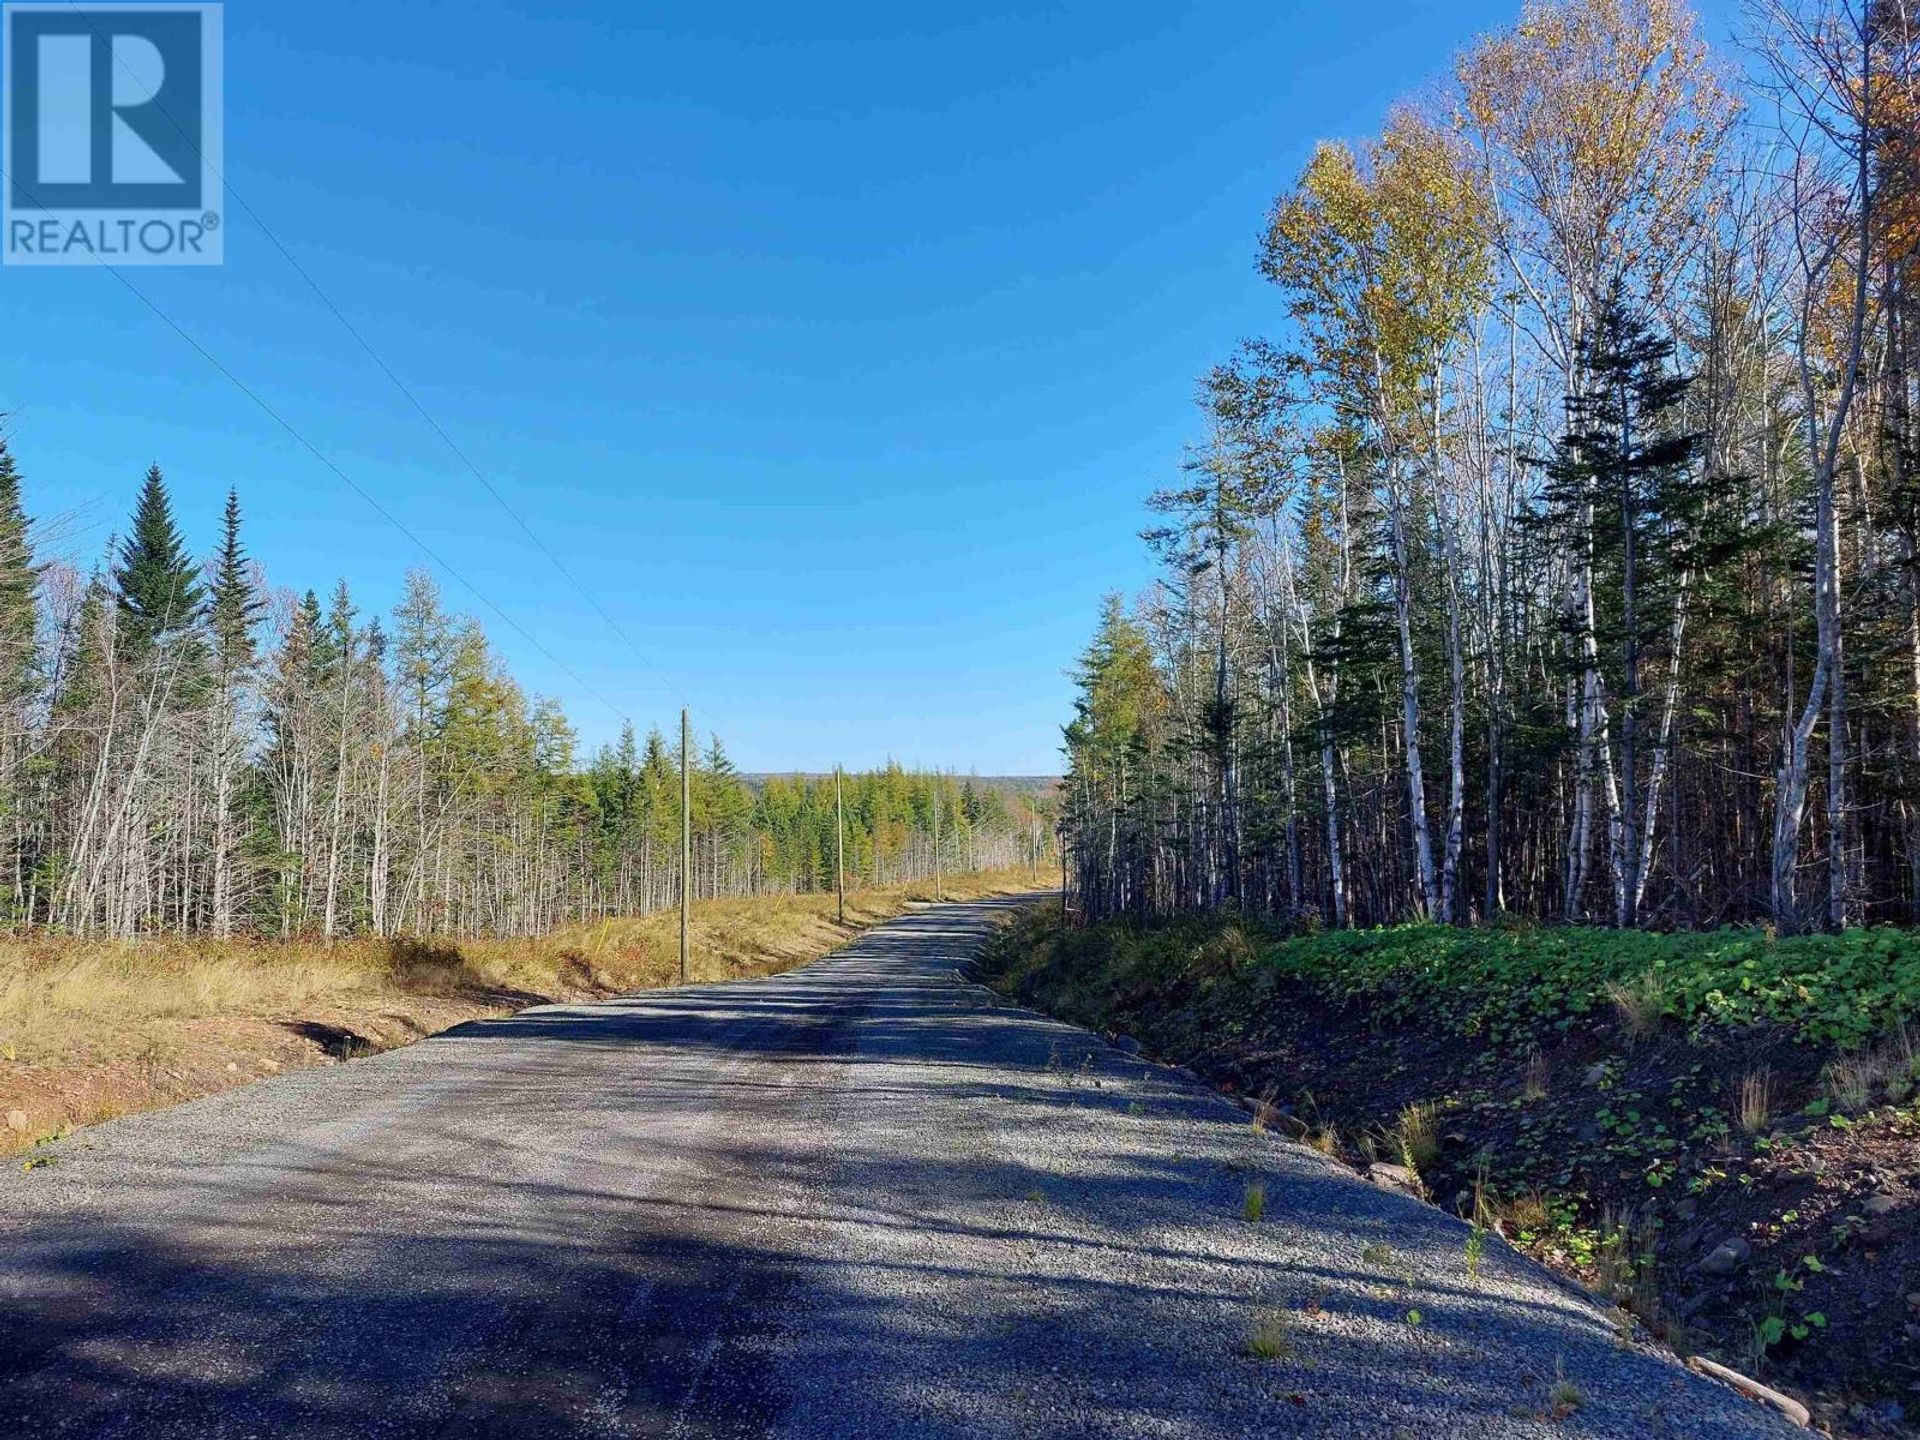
0 898 1792 1439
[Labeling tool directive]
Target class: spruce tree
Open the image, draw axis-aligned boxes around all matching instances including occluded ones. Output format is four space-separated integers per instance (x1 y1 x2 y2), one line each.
113 465 205 655
362 616 387 670
203 491 264 938
320 580 357 684
207 488 263 679
293 589 328 686
53 576 109 718
611 720 639 832
0 436 37 704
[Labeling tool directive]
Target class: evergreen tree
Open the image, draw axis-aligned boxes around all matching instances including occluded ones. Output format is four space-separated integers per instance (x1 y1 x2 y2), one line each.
207 488 263 679
292 590 326 685
52 576 109 720
113 464 205 656
0 431 40 914
204 493 266 936
640 725 676 879
1538 290 1708 925
699 733 753 892
319 580 358 690
0 434 38 703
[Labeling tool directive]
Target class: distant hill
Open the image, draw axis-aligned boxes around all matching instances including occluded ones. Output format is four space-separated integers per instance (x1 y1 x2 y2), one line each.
743 774 1060 796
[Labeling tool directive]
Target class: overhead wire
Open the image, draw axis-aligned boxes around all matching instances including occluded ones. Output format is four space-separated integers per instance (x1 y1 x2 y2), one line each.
4 161 638 725
52 0 688 712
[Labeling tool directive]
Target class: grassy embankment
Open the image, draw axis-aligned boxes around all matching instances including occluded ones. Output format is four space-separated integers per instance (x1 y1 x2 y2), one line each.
1 866 1044 1155
984 907 1920 1435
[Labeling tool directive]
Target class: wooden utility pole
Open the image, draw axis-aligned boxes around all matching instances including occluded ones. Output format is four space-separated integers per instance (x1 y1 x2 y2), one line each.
680 705 691 986
834 764 846 925
932 772 943 902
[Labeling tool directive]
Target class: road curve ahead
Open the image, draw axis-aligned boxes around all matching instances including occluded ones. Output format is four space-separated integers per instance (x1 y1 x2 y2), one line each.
1 897 1795 1440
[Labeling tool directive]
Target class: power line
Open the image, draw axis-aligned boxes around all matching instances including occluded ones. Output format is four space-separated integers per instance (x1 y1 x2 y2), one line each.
59 0 685 706
4 164 637 727
235 214 685 705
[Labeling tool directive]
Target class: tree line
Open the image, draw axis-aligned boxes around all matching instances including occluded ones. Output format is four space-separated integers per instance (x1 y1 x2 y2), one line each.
0 453 1048 937
1062 0 1920 934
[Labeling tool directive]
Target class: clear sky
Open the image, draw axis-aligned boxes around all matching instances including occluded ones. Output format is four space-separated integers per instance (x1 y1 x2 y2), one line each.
0 0 1744 775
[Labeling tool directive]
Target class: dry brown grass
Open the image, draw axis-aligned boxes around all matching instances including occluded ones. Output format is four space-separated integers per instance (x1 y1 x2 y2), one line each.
1391 1099 1443 1174
0 866 1043 1152
1821 1051 1881 1113
1603 971 1668 1043
1491 1186 1554 1237
1817 1026 1920 1114
1519 1045 1550 1102
1734 1067 1774 1134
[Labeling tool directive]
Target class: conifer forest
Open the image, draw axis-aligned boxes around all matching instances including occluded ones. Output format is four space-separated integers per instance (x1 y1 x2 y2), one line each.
1062 0 1920 936
0 456 1047 939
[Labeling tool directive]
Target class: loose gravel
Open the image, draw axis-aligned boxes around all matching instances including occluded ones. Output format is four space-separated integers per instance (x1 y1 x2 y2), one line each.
0 897 1801 1438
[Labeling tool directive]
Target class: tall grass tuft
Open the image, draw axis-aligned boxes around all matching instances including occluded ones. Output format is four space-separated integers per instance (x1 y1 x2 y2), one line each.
1822 1052 1879 1112
1244 1308 1292 1360
1242 1179 1267 1222
1520 1045 1550 1102
1603 972 1667 1043
1734 1068 1773 1134
1394 1100 1442 1173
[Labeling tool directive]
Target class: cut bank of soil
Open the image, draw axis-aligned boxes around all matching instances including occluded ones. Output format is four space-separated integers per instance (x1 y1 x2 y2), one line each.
983 914 1920 1440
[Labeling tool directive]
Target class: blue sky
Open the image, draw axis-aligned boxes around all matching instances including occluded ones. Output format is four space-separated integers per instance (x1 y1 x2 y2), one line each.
0 0 1743 775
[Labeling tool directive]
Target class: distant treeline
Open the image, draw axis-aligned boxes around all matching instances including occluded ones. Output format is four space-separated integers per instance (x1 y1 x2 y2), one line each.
0 450 1053 938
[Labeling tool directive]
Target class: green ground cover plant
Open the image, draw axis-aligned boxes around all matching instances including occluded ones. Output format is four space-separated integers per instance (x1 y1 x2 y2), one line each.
984 905 1920 1434
996 913 1920 1050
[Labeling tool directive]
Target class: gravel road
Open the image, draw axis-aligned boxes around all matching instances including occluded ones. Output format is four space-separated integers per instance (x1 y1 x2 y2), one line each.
0 897 1799 1438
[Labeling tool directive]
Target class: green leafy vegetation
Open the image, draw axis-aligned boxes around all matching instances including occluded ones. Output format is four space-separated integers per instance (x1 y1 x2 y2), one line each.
987 903 1920 1428
1276 924 1920 1048
997 910 1920 1050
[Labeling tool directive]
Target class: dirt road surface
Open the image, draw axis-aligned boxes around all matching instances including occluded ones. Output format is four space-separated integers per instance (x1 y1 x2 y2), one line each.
0 898 1797 1438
